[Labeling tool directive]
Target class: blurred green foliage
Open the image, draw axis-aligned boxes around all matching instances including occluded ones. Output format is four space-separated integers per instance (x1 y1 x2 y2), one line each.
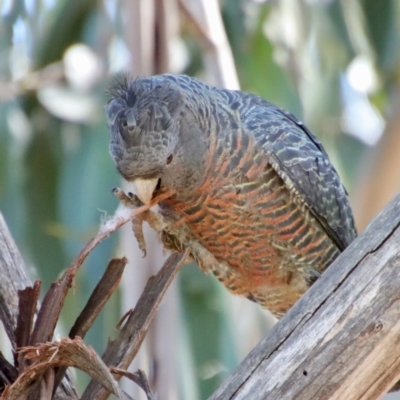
0 0 400 399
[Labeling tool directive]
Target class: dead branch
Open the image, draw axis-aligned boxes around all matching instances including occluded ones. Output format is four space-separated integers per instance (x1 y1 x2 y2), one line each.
69 257 128 341
111 368 156 400
0 214 32 348
0 214 79 400
5 250 187 400
15 281 41 374
53 257 128 392
2 338 127 400
81 250 189 400
209 192 400 400
0 190 173 399
0 353 17 393
67 188 174 275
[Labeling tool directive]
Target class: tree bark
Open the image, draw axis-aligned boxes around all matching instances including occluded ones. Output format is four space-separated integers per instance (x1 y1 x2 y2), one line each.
0 213 31 348
0 213 79 400
210 193 400 400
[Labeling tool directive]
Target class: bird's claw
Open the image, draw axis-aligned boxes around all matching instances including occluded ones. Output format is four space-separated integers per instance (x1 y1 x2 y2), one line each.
112 187 148 254
112 187 143 208
132 217 148 257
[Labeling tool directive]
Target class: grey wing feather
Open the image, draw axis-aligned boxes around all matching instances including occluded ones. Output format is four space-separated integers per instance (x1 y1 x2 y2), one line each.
236 93 357 250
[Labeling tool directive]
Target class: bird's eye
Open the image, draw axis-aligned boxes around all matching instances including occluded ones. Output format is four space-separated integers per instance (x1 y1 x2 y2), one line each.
121 117 127 128
166 154 173 165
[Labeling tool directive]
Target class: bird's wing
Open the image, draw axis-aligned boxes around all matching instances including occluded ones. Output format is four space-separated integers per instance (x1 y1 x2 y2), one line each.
238 94 357 250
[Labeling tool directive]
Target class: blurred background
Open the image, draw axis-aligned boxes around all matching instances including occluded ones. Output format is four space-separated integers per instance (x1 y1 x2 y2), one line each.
0 0 400 399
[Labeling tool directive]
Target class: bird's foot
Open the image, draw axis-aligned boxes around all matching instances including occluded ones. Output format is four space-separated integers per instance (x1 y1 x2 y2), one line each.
132 217 147 257
112 187 143 208
112 187 148 256
112 187 209 264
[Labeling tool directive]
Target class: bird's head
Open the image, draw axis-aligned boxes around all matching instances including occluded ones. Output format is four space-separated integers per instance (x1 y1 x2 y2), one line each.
106 74 207 204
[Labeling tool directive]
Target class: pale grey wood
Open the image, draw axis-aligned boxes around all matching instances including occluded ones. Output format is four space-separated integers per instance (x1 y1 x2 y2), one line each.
0 213 31 348
210 193 400 400
0 212 78 400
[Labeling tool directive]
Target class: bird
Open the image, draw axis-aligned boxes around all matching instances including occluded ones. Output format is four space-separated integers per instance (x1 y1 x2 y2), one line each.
106 74 357 318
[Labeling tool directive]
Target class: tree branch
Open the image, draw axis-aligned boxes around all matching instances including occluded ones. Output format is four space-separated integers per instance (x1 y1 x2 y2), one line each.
0 213 31 348
209 193 400 400
0 213 79 400
81 250 189 400
53 257 128 392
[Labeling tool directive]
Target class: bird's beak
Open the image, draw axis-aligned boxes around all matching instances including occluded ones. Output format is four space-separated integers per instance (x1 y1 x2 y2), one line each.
133 178 159 204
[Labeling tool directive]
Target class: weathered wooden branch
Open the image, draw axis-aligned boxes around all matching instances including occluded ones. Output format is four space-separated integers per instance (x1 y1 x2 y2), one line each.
3 338 129 400
0 190 177 399
0 213 31 348
81 250 189 400
209 192 400 400
4 182 400 399
53 257 128 391
0 213 79 400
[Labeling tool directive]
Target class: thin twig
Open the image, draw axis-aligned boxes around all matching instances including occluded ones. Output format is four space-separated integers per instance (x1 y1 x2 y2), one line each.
3 338 128 400
27 190 172 398
15 281 41 374
69 189 174 275
0 213 31 348
81 250 189 400
69 257 128 339
53 257 128 392
0 352 17 391
0 190 173 399
30 190 173 348
112 368 156 400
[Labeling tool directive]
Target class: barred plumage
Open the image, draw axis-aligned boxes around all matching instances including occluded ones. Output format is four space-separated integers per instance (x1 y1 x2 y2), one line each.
106 74 357 318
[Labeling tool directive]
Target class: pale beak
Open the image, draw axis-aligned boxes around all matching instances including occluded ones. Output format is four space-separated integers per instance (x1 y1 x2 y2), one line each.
133 178 159 204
